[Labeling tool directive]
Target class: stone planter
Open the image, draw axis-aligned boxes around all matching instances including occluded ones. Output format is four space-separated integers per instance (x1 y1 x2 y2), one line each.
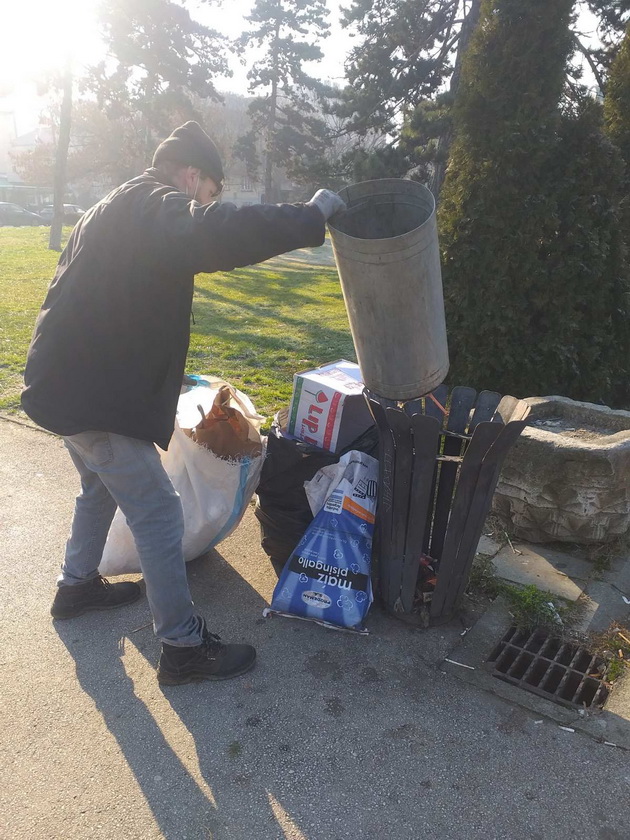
493 397 630 544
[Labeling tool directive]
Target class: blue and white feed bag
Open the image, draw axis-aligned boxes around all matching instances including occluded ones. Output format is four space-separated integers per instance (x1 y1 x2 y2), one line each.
267 451 378 632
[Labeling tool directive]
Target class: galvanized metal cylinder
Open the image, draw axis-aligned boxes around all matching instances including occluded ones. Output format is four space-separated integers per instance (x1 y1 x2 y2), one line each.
328 179 449 399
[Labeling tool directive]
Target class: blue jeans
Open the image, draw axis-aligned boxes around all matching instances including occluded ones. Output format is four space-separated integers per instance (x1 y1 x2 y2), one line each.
61 430 203 646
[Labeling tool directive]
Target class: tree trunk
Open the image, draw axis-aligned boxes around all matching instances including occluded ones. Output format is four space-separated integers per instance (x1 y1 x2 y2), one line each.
144 69 158 159
264 20 281 204
430 0 482 200
49 61 73 252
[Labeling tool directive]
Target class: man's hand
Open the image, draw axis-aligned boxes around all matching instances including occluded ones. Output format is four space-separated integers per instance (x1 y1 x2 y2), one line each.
307 189 347 221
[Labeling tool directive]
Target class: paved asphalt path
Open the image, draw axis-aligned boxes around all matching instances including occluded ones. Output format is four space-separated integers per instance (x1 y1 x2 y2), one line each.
1 418 629 840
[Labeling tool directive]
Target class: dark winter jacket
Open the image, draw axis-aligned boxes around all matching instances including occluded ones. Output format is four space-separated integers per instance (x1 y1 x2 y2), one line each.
22 170 325 449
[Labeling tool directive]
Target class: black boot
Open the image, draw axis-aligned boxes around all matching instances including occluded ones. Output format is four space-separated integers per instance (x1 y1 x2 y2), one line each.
157 625 256 685
51 576 142 619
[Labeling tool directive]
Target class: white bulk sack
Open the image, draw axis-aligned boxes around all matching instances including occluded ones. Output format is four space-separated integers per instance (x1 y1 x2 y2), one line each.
99 377 265 576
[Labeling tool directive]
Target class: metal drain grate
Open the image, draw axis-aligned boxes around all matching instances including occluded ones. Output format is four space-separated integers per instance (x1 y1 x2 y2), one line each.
488 627 609 710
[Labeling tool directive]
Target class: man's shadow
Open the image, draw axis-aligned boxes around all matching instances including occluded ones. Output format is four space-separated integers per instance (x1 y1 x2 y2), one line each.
53 536 477 840
54 547 298 840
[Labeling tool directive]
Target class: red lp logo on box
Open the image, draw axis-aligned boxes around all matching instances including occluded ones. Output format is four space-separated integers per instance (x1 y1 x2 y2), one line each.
301 389 329 444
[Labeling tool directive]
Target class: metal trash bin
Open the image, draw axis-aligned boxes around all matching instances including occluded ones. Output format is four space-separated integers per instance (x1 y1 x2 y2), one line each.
367 386 531 626
328 178 449 399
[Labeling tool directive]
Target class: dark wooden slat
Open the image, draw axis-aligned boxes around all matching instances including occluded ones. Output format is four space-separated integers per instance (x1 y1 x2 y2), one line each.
399 414 442 612
423 384 449 421
440 420 529 616
470 391 502 431
404 398 425 418
428 386 478 559
430 422 502 618
367 396 396 605
420 384 463 554
365 389 398 411
446 386 478 434
386 407 414 610
443 430 472 442
422 466 440 556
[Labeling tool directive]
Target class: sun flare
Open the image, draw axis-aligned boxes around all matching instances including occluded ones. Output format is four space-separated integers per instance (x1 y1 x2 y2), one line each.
0 0 101 90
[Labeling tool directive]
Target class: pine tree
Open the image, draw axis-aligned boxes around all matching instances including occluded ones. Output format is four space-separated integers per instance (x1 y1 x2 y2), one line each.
342 2 628 196
583 1 630 78
339 0 477 131
236 0 330 202
89 0 230 154
337 0 482 195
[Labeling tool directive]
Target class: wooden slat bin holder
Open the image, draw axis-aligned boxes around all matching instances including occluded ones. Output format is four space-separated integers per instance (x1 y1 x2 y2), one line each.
367 386 531 627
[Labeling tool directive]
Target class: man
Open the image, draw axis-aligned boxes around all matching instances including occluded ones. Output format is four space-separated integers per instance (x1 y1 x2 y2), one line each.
22 121 345 686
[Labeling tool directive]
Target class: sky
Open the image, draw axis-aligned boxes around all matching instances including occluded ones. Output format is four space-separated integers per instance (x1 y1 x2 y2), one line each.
0 0 348 136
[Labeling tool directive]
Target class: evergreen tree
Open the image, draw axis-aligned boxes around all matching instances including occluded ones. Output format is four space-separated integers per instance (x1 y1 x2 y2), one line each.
236 0 330 202
439 0 630 406
399 91 455 186
603 23 630 405
545 99 629 405
89 0 230 154
604 21 630 262
343 145 409 182
342 2 628 196
339 0 478 131
583 1 630 77
604 23 630 166
438 1 580 394
337 0 482 195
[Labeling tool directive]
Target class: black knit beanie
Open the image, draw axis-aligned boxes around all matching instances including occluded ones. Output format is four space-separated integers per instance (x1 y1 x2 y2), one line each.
152 121 224 185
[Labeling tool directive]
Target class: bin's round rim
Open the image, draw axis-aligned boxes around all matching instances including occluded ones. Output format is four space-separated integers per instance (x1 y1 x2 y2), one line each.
328 178 436 245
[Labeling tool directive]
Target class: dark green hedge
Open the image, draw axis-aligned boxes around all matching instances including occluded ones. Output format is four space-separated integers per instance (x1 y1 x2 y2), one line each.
438 0 630 408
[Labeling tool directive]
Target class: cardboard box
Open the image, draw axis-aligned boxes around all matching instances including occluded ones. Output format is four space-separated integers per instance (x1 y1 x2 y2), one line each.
287 360 375 453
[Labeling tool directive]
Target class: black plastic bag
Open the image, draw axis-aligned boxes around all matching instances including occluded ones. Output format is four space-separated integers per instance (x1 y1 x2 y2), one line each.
255 424 379 575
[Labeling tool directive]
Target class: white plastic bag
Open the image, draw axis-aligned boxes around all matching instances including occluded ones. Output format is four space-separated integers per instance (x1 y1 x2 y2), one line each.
303 451 367 516
99 378 265 576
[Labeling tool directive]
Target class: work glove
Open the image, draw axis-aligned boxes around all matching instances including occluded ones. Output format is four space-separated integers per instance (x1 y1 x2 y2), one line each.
307 189 347 221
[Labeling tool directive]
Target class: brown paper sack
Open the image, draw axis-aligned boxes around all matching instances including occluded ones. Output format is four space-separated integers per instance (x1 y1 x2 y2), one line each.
190 384 263 459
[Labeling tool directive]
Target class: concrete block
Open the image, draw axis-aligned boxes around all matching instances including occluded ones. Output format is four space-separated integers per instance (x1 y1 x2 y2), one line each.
493 396 630 544
476 534 503 557
581 580 630 633
492 542 589 601
602 553 630 598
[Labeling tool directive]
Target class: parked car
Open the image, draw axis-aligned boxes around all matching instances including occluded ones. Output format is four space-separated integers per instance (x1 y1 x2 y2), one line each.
38 204 86 225
0 202 43 226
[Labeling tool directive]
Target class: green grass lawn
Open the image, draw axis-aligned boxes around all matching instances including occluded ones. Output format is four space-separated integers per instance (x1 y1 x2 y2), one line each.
0 227 355 423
